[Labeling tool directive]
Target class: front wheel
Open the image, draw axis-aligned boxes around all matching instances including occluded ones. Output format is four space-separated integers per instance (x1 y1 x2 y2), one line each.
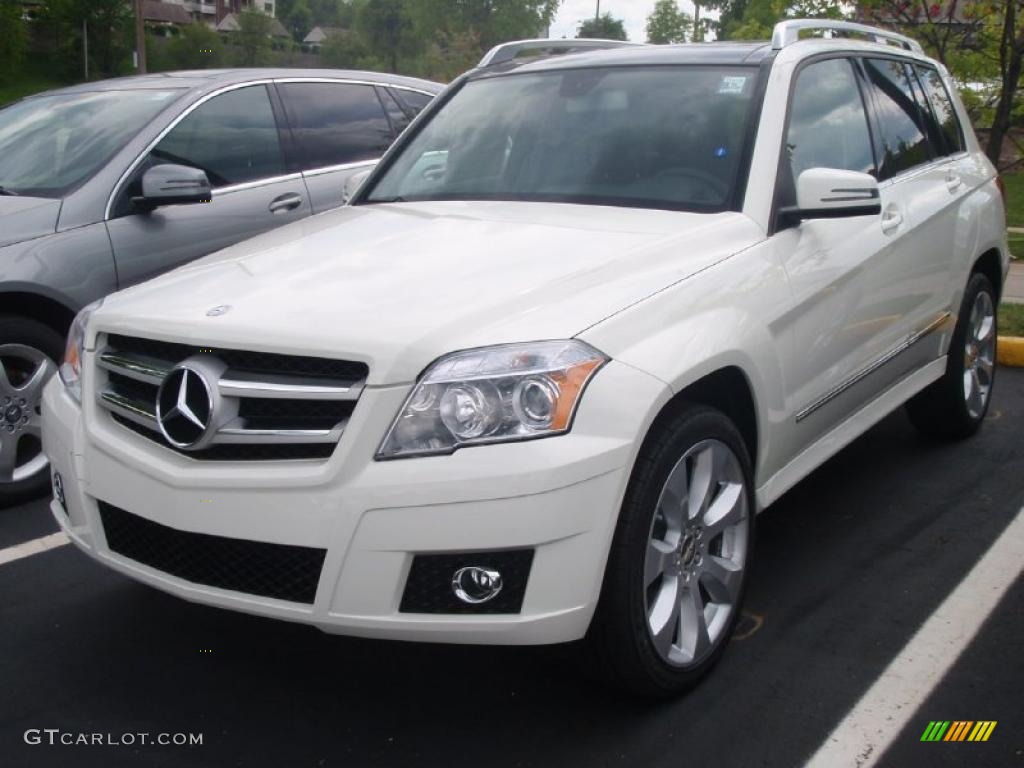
0 316 63 507
907 273 997 440
584 405 755 696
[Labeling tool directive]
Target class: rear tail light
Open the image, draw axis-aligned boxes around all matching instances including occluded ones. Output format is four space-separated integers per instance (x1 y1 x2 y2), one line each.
996 175 1007 223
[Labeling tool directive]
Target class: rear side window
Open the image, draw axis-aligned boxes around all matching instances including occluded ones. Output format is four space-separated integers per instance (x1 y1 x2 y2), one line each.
916 65 965 155
279 82 392 169
863 58 934 179
377 86 411 135
152 85 285 187
392 89 433 117
786 58 876 184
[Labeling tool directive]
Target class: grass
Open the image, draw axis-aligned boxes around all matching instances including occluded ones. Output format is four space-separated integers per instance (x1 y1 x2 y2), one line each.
1001 302 1024 337
0 74 66 107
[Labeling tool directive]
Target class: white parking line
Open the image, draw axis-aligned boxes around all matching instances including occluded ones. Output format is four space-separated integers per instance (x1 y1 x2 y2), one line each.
0 531 69 567
806 507 1024 767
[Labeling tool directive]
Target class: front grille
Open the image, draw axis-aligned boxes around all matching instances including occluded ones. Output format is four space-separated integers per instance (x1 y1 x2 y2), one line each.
99 501 326 604
400 549 534 614
106 335 368 381
111 414 336 461
94 334 367 462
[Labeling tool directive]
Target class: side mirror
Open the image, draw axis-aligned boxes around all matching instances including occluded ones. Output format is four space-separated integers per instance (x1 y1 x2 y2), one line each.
133 164 212 211
342 167 374 205
783 168 881 223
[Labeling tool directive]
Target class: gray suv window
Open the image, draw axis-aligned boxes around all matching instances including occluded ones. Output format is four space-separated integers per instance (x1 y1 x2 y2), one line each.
278 82 392 169
786 58 875 182
151 85 285 188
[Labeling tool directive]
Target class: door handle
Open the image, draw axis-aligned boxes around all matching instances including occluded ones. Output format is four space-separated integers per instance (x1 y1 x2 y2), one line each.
880 206 903 234
269 193 303 214
945 169 962 193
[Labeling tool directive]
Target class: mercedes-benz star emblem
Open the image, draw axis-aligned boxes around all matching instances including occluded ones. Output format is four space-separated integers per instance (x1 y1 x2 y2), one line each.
206 305 231 317
156 366 214 449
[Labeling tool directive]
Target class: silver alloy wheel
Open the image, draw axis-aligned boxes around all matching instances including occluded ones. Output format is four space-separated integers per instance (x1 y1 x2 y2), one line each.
644 439 749 668
963 290 996 420
0 344 56 484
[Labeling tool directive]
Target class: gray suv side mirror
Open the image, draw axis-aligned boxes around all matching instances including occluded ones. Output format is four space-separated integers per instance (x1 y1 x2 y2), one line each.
133 164 212 211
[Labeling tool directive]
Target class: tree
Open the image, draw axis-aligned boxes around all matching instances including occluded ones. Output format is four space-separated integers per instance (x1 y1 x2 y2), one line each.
35 0 133 78
578 12 627 40
358 0 414 72
235 9 273 66
646 0 692 43
0 0 27 82
167 22 225 69
284 0 314 41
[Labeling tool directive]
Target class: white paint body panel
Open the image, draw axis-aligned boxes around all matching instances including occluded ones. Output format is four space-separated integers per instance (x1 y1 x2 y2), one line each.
43 37 1010 644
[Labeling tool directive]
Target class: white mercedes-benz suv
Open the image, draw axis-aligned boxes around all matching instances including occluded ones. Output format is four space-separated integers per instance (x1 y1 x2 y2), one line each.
41 21 1009 695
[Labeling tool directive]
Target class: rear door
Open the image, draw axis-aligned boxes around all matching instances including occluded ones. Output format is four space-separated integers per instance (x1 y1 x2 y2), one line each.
276 80 395 214
106 83 311 288
859 57 960 341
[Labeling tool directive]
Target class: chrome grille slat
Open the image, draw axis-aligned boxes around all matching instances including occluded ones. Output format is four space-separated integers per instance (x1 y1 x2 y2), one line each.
93 335 367 461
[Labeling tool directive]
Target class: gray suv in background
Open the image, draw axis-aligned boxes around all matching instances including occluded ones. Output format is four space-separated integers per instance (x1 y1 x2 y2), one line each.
0 68 441 502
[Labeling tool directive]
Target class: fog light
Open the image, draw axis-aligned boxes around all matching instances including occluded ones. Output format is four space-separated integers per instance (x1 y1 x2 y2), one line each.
52 471 67 512
452 566 503 604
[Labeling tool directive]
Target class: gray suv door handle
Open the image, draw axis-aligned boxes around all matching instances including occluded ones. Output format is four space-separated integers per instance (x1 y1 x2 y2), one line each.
269 193 303 214
945 169 962 193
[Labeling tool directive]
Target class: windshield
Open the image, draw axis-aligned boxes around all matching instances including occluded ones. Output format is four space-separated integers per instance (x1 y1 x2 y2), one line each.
364 66 758 212
0 89 182 198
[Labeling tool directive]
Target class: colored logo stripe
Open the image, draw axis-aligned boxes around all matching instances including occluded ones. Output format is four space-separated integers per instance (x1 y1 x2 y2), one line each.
920 720 996 742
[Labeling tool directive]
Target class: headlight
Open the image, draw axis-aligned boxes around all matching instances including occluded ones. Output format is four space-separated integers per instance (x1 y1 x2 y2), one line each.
58 299 102 403
376 340 607 459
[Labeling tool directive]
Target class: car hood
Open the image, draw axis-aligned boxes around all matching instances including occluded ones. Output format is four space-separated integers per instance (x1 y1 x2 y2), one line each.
94 201 763 385
0 195 61 247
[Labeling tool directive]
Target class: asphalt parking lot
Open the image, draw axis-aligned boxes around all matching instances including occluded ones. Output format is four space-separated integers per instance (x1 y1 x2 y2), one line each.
2 370 1022 768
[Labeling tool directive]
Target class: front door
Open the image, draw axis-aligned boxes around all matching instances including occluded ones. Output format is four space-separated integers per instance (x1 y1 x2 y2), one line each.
106 84 311 288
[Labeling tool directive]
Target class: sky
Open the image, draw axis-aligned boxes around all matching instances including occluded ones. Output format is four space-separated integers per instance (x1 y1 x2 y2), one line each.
548 0 698 43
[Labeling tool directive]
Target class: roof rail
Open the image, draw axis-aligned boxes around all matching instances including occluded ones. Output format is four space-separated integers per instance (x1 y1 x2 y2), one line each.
478 38 640 68
771 19 924 54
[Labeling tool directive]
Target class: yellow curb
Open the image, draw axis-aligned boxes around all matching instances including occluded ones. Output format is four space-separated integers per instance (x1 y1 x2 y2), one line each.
998 335 1024 367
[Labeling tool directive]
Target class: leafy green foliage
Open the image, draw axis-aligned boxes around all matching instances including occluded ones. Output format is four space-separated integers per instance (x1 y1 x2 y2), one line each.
578 13 628 40
646 0 692 43
0 0 27 83
235 9 274 66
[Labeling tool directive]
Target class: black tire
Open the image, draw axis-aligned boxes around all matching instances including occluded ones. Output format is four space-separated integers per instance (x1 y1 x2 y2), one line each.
0 315 65 508
906 273 998 440
583 404 756 697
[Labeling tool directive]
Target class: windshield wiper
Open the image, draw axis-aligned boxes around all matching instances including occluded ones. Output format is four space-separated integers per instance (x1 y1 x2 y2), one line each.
366 195 408 203
0 186 18 196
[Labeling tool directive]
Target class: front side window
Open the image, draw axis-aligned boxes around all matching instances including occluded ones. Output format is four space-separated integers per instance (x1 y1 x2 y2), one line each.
364 66 758 212
0 89 181 197
785 58 875 185
279 82 392 169
863 58 934 179
151 85 285 187
916 65 965 155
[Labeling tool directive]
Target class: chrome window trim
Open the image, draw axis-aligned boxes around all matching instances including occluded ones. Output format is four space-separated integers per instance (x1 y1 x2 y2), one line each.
302 159 379 179
212 173 304 197
795 312 951 422
105 77 434 220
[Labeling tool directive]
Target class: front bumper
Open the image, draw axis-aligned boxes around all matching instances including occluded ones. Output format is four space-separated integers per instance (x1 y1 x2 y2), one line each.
42 359 666 645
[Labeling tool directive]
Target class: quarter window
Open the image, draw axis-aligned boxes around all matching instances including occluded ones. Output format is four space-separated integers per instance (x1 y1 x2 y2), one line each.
916 65 965 155
785 58 876 185
392 89 433 117
150 85 285 187
279 82 392 169
863 58 934 179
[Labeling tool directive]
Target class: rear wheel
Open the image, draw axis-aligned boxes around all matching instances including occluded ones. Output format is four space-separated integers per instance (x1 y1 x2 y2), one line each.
0 316 63 506
907 273 997 439
584 405 754 696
